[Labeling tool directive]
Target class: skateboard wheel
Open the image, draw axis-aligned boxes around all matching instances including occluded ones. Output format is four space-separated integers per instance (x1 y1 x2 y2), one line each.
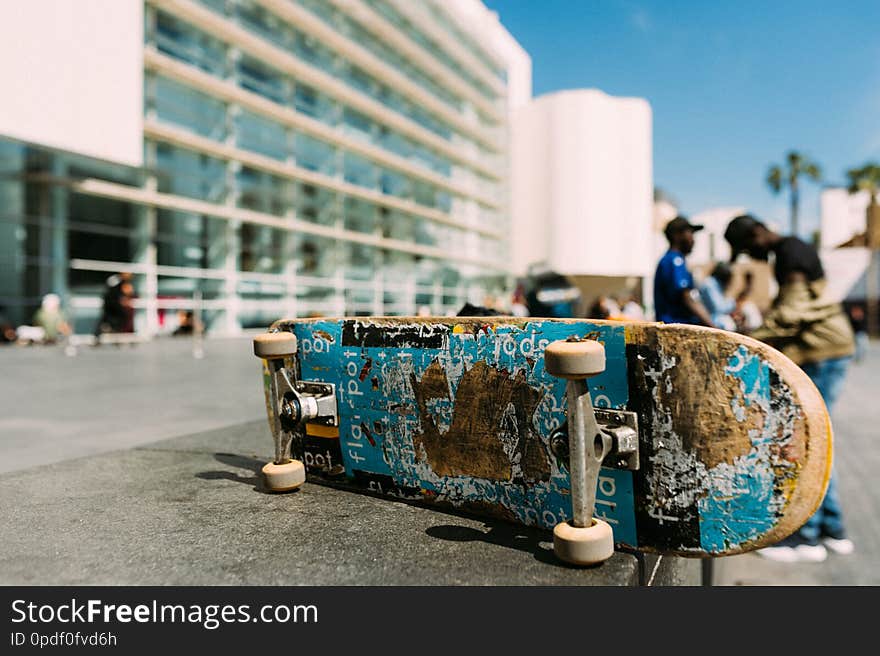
544 339 605 379
253 332 297 359
262 459 306 492
553 518 614 565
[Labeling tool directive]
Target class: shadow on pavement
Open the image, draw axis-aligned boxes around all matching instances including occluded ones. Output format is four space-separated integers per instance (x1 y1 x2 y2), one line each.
426 522 599 569
196 452 276 495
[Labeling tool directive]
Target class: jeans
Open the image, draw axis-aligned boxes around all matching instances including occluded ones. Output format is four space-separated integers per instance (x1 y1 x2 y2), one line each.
797 356 851 542
854 332 868 363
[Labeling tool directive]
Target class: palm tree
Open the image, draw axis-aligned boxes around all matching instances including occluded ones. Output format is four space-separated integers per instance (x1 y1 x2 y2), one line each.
846 162 880 210
847 162 880 336
766 151 822 237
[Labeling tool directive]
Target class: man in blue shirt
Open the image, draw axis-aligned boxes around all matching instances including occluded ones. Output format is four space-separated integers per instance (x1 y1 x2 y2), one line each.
654 216 714 326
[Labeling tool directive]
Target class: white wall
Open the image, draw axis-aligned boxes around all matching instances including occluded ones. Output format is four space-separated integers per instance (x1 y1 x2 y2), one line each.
653 198 678 232
819 247 872 302
821 187 870 248
510 89 653 277
510 97 552 273
0 0 143 166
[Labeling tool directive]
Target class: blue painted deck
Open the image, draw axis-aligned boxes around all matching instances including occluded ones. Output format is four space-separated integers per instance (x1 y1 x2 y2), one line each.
292 319 639 548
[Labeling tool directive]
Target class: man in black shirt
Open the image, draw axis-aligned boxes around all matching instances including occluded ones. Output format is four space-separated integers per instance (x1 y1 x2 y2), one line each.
725 214 855 563
726 216 824 285
771 237 826 287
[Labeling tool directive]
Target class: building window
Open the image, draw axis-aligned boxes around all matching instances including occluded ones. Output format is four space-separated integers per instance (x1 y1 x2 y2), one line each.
154 10 227 77
236 110 288 161
155 144 227 203
343 153 377 189
237 167 292 216
294 133 336 176
240 224 285 273
237 55 287 105
154 76 226 141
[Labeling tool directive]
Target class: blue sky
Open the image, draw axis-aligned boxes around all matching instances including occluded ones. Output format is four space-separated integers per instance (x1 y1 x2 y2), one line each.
483 0 880 237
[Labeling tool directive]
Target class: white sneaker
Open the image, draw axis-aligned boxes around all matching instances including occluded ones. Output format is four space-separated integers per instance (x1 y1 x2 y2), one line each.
822 537 855 555
757 543 827 563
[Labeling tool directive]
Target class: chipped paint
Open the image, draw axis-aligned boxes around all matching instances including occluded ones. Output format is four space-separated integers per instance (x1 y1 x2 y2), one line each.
282 319 637 546
631 335 802 554
313 329 335 343
696 347 801 552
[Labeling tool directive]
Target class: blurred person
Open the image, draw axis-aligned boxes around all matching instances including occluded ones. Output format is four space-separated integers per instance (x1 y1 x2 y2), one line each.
32 293 71 344
457 302 502 317
698 262 737 331
734 271 763 332
618 294 645 321
510 284 528 317
16 325 45 344
95 273 125 337
587 296 609 320
587 295 619 320
725 213 856 562
172 310 195 336
654 216 714 326
416 305 432 317
524 269 580 318
605 296 622 318
119 277 136 334
0 306 16 343
847 304 868 363
95 272 136 338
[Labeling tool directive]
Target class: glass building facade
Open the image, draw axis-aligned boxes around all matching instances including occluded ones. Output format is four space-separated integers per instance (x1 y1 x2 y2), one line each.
0 0 517 334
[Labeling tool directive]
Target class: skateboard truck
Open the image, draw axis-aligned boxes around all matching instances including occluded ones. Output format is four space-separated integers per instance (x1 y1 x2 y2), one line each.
550 409 640 472
545 337 617 566
253 332 338 492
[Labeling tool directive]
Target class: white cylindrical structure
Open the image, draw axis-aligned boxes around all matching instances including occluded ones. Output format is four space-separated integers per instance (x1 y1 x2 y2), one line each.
510 89 653 279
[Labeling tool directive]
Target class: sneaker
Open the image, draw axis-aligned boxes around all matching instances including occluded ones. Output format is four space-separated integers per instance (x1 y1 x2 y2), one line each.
822 536 855 555
756 535 828 563
757 543 827 563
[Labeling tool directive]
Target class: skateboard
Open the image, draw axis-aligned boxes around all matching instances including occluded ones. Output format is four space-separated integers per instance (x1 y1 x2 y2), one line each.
253 316 832 564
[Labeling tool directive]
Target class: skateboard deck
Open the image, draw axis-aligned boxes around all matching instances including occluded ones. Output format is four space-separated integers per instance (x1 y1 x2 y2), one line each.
256 316 832 557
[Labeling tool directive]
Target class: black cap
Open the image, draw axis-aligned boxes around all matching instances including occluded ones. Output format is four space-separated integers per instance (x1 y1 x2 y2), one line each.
724 214 761 262
664 216 704 241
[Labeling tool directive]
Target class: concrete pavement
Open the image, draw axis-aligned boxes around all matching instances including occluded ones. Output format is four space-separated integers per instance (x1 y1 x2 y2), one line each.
0 419 695 585
0 335 263 474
